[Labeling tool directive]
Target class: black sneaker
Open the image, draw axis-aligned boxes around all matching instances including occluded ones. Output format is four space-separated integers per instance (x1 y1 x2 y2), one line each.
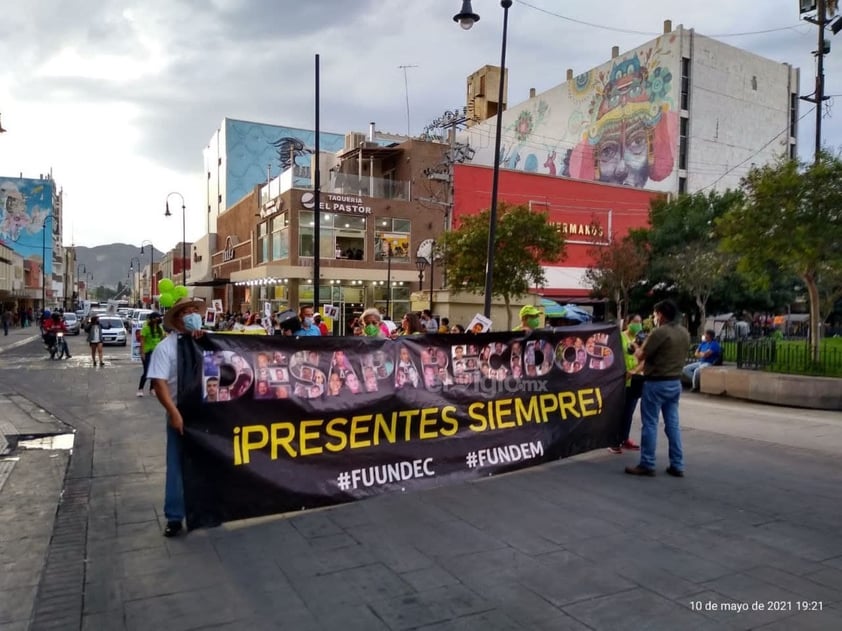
163 520 183 537
666 466 685 478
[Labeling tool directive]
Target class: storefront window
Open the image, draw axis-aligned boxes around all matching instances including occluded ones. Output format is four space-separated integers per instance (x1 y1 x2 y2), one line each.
256 222 269 264
375 217 411 261
299 211 365 260
272 213 289 260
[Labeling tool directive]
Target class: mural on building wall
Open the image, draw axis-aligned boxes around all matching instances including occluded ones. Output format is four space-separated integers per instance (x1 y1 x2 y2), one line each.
225 120 345 209
462 34 679 192
0 177 54 276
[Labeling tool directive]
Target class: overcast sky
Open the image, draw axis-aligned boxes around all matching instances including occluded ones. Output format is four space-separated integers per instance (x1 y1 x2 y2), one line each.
1 0 839 250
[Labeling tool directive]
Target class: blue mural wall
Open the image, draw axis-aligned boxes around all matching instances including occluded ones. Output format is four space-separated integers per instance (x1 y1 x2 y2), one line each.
225 119 345 209
0 177 54 276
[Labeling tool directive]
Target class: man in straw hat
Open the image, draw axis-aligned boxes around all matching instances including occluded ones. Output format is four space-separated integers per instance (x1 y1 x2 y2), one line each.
147 296 206 537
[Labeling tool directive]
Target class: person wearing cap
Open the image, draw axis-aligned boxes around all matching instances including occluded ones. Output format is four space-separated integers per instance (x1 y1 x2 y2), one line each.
147 296 206 537
137 312 165 397
313 313 329 336
515 305 542 332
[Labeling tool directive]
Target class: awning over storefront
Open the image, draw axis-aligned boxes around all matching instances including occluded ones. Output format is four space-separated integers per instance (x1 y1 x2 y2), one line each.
188 278 230 287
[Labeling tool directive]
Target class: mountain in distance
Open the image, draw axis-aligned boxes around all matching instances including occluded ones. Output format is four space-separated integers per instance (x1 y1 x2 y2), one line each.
74 243 164 290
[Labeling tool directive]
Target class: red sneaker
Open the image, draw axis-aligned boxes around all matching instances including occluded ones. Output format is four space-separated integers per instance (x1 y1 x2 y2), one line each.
621 440 640 451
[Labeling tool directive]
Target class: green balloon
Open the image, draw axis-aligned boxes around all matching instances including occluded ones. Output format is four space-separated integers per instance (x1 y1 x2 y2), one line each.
158 278 175 293
174 285 189 298
159 292 175 308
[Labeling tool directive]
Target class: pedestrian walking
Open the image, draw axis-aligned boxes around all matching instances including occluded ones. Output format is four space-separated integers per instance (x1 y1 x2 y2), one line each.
137 312 164 397
87 315 104 367
625 299 691 478
147 296 206 537
2 308 12 336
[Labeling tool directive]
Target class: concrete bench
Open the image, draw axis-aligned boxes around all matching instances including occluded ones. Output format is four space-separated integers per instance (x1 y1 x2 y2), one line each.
700 366 842 411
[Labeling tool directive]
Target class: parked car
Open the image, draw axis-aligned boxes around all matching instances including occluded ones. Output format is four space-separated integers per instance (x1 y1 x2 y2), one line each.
98 316 127 346
63 312 81 335
128 309 154 331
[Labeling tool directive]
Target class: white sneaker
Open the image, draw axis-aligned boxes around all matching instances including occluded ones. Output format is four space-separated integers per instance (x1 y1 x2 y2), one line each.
136 390 144 397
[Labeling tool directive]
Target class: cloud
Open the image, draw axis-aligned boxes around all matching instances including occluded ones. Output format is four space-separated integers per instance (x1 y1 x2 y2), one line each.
2 0 842 248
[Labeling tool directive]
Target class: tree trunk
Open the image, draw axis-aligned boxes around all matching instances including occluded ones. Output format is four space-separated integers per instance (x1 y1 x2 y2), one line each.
804 272 821 363
695 294 707 339
613 288 623 323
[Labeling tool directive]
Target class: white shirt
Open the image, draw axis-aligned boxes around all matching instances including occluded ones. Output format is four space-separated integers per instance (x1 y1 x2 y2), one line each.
147 332 179 400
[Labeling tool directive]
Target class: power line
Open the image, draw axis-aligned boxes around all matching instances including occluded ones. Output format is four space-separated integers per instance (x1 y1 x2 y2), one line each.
699 107 814 192
516 0 803 38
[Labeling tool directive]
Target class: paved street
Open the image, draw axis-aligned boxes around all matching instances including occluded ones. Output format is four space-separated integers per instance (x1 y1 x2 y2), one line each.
1 326 841 630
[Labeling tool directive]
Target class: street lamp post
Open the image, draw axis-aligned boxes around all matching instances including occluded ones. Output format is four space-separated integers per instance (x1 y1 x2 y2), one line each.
415 257 428 305
140 241 155 304
455 0 511 318
385 243 393 320
41 215 54 311
85 273 94 301
429 242 435 314
164 193 187 286
76 263 86 307
129 256 141 306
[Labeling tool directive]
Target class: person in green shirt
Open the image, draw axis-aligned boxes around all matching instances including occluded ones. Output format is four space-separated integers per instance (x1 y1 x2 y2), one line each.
137 312 165 397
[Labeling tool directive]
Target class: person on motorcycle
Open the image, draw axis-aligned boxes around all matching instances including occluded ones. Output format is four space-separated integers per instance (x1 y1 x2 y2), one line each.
43 312 71 359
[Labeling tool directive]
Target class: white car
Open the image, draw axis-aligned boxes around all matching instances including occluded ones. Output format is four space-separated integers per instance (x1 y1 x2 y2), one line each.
98 316 127 346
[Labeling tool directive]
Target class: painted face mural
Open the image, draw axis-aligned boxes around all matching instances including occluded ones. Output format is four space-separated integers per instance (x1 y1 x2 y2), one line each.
569 50 677 188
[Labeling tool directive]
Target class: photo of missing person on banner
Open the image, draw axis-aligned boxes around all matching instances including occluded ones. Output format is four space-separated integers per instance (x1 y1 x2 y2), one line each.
288 351 326 399
359 350 394 387
395 346 419 389
524 340 554 377
477 342 509 381
202 350 254 402
584 333 615 370
556 337 587 374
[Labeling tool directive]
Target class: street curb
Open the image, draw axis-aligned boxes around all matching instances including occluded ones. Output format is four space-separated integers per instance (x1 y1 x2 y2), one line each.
10 380 94 631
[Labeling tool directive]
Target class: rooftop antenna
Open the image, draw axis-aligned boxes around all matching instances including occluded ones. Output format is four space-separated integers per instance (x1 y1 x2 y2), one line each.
398 65 419 137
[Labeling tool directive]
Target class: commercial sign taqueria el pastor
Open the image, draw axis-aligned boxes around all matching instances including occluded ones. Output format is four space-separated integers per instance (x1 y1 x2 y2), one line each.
301 192 372 215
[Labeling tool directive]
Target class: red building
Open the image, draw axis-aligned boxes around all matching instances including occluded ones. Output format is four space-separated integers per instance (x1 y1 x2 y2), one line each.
452 164 662 302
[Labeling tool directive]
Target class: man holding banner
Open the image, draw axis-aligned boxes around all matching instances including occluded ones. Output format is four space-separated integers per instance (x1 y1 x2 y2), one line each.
148 296 206 537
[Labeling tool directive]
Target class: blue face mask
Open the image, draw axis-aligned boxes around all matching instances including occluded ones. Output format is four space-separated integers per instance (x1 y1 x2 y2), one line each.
183 313 203 332
303 317 314 327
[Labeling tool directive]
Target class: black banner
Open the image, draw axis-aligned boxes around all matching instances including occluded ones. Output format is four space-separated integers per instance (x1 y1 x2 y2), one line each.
178 325 624 530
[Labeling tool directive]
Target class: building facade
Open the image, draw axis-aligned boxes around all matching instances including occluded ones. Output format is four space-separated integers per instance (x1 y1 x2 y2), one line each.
452 164 661 301
459 22 799 195
208 138 449 333
0 174 64 309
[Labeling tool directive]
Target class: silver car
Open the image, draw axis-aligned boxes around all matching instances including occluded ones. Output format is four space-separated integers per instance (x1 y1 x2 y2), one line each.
98 316 127 346
63 312 81 335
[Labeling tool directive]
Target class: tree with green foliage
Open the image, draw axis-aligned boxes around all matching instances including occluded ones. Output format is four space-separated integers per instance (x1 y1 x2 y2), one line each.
584 230 649 322
439 202 565 329
718 154 842 361
646 190 743 335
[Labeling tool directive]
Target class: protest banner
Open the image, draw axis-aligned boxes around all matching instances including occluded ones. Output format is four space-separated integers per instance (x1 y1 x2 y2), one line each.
177 325 624 529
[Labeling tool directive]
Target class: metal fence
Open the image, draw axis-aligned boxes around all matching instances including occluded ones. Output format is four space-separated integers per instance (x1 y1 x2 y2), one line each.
734 339 842 377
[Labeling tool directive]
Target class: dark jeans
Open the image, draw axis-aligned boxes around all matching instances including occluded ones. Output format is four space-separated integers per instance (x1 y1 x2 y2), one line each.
138 350 154 390
617 375 643 446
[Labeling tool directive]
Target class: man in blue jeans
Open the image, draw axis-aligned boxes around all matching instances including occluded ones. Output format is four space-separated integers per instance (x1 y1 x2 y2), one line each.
682 328 721 390
625 299 691 478
148 296 206 536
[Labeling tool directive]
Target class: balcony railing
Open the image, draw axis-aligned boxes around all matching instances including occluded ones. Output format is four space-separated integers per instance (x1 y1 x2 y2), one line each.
264 167 410 202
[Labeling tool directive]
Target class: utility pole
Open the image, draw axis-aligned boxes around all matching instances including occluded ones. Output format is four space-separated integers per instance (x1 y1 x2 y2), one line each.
802 0 830 162
398 65 419 137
